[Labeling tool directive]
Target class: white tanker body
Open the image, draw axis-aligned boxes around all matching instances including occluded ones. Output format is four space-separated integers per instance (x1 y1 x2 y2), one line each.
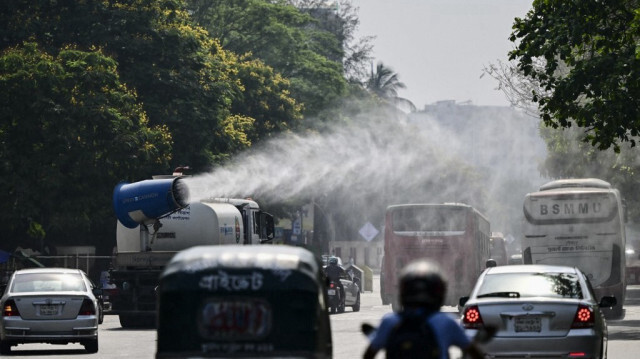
108 177 275 328
116 200 263 252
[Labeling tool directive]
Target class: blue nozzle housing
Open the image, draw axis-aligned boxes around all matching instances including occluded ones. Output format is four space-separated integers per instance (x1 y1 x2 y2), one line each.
113 177 189 228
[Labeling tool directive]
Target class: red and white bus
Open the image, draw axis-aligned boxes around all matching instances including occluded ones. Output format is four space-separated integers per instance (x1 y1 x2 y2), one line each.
380 203 491 311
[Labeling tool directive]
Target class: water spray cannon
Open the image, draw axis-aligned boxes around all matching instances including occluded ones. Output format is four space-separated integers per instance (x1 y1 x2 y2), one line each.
113 177 190 252
113 177 190 228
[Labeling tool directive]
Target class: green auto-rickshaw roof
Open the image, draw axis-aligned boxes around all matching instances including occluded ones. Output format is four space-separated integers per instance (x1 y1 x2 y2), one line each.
161 244 320 282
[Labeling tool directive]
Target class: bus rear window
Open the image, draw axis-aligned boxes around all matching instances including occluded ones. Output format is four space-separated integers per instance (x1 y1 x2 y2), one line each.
392 207 466 232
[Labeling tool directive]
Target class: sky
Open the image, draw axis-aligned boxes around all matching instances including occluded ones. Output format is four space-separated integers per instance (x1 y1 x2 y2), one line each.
351 0 534 108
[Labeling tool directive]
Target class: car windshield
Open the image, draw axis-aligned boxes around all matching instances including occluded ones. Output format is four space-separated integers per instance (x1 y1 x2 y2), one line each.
11 272 86 293
476 272 583 299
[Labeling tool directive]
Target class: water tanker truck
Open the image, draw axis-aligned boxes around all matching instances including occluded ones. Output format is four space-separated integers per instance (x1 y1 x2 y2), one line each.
109 175 275 328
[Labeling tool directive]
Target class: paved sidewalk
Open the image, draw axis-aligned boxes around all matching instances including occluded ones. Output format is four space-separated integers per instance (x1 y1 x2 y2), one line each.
361 274 384 307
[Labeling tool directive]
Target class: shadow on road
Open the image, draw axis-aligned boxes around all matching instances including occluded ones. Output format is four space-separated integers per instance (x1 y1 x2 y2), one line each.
6 348 87 356
607 318 640 340
608 330 640 341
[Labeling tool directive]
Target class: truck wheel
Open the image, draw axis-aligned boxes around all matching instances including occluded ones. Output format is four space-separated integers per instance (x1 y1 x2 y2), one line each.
83 338 99 353
118 314 133 328
0 339 11 355
141 315 157 328
119 314 137 328
119 314 155 328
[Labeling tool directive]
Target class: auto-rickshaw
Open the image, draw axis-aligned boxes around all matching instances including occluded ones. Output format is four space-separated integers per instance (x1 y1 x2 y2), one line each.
156 245 332 358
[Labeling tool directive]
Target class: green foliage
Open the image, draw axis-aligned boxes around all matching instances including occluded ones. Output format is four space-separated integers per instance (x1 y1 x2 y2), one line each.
0 0 372 250
509 0 640 152
539 123 640 219
0 42 171 249
1 0 244 170
186 0 348 119
231 56 303 142
366 62 416 113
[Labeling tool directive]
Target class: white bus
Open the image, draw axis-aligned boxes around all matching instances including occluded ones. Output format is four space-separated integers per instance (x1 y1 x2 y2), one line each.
522 178 626 318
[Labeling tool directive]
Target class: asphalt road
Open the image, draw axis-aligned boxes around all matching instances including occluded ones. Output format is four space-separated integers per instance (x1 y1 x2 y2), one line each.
4 276 640 358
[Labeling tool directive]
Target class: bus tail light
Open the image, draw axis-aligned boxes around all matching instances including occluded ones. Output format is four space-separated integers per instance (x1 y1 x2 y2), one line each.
571 304 595 329
462 305 484 329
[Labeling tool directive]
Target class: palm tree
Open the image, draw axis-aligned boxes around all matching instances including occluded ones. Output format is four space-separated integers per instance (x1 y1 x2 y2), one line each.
366 62 416 112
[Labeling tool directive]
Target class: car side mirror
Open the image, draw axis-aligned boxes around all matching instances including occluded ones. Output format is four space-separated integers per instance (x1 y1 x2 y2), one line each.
485 259 497 268
93 288 103 297
459 296 469 307
599 295 617 308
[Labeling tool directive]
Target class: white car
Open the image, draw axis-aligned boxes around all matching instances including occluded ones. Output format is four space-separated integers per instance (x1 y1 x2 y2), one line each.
460 264 616 359
0 267 100 354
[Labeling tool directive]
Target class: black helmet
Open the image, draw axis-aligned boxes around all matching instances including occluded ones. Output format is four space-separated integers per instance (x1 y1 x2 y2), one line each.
398 259 447 309
329 257 338 265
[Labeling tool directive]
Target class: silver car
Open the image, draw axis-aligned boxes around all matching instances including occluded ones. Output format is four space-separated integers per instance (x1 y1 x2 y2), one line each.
0 267 100 354
460 264 616 359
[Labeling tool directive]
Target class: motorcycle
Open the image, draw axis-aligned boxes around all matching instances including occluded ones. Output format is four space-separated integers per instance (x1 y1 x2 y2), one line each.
327 280 344 314
361 320 496 358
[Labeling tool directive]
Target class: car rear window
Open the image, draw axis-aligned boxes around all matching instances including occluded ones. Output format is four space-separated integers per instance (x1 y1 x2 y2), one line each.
477 272 583 299
11 273 86 293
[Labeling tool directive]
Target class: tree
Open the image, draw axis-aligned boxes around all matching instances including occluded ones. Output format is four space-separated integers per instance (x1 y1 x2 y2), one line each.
290 0 375 81
486 1 640 222
539 123 640 220
0 42 172 250
482 58 544 118
0 0 303 170
508 0 640 152
366 62 416 113
185 0 349 119
231 56 304 143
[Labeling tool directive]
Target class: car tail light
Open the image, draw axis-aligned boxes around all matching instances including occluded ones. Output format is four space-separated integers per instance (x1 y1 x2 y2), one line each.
569 353 586 358
2 300 20 317
571 304 595 329
462 305 484 329
79 298 96 316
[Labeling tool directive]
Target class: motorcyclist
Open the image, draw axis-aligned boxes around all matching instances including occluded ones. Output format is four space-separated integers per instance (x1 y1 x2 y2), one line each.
363 259 486 359
324 256 346 301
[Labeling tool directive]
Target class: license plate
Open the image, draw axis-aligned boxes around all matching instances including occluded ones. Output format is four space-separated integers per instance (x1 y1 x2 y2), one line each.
327 289 336 295
198 298 272 340
39 305 58 316
514 316 541 332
